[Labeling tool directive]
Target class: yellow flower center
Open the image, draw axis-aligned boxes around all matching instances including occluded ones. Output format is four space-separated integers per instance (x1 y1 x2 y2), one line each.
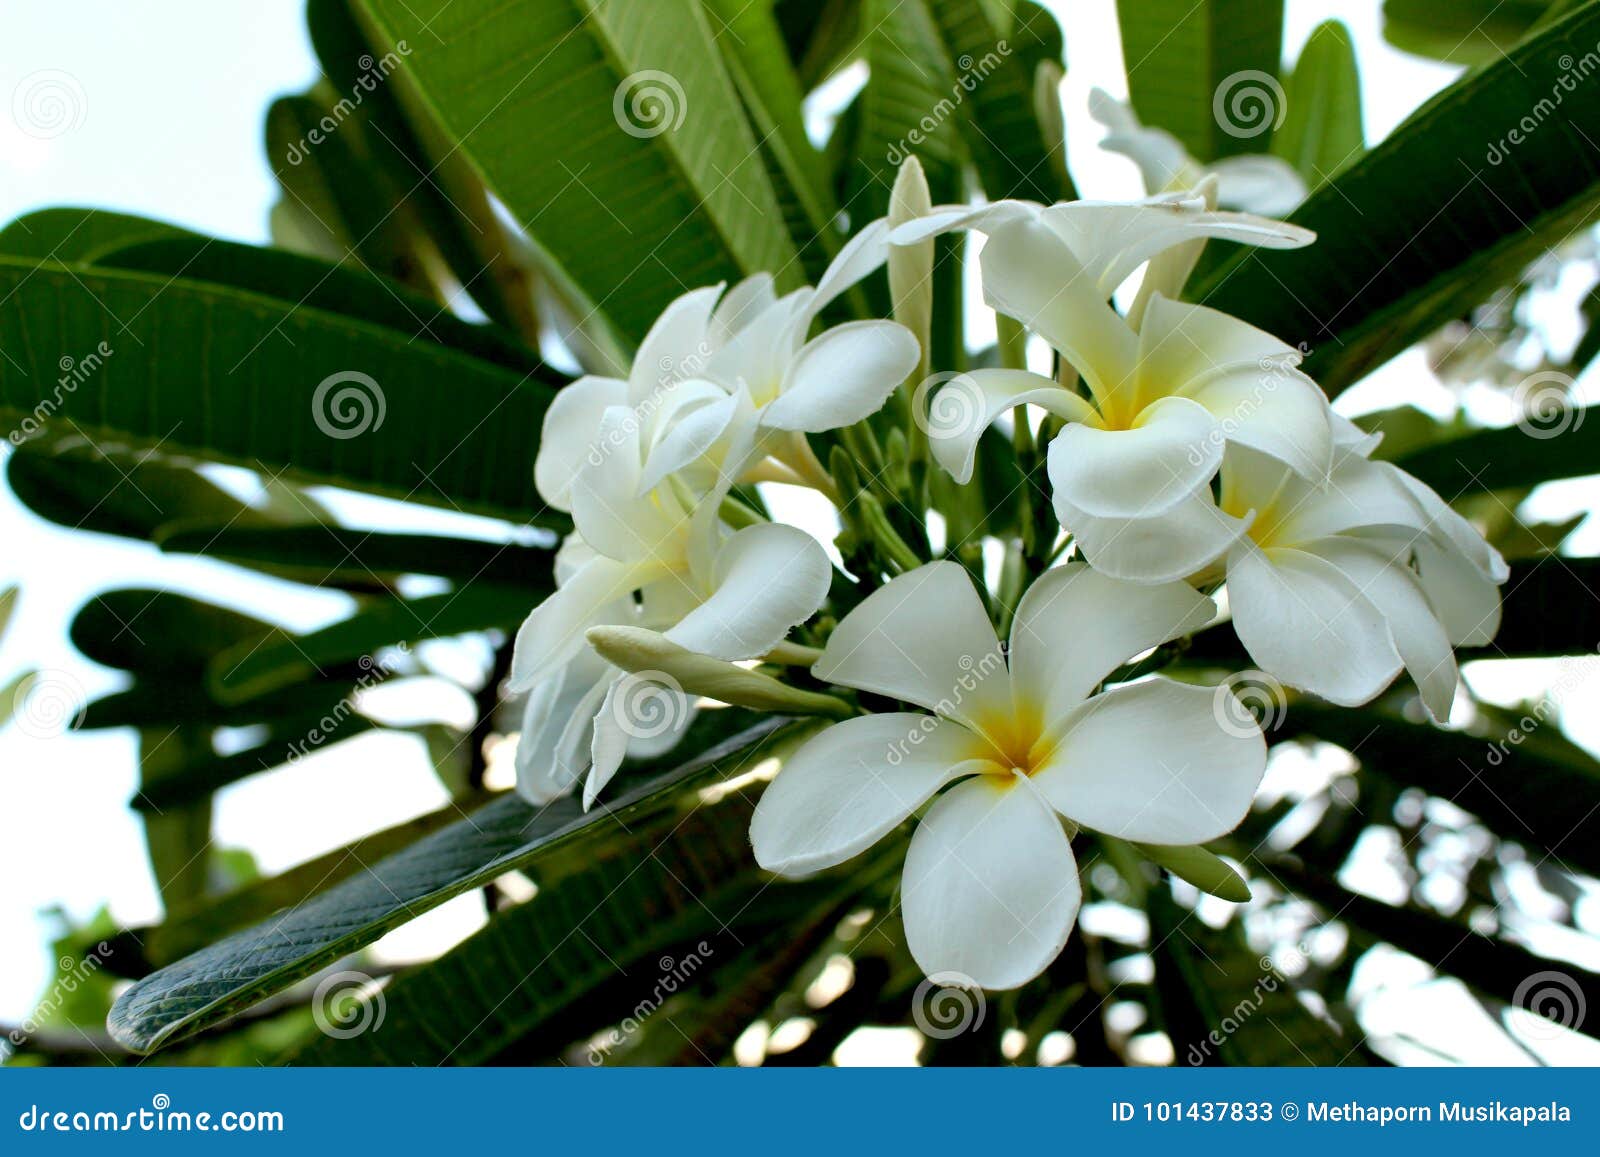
962 698 1053 780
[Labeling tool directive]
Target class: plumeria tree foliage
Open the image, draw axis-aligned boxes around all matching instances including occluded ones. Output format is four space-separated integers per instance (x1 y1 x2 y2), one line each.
6 0 1600 1066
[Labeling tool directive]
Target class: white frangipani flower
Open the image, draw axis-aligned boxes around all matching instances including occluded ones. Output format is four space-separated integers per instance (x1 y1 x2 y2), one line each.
751 561 1266 989
893 196 1330 517
1064 433 1508 721
511 394 831 807
1089 88 1308 216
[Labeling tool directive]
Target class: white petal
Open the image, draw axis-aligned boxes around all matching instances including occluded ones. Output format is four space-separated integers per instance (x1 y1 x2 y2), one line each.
1032 680 1265 844
629 285 722 407
637 388 738 495
1054 488 1251 583
805 217 891 325
751 713 982 876
533 376 626 510
1226 541 1402 706
1039 200 1314 296
886 200 1040 246
514 649 610 804
508 555 654 692
570 406 688 563
978 217 1139 404
1414 537 1503 647
1009 562 1215 717
1137 293 1301 387
1385 464 1510 585
667 523 831 660
814 561 1009 728
1312 538 1457 721
1207 154 1308 216
1185 365 1332 483
708 274 776 346
585 672 694 809
902 776 1081 990
926 369 1093 485
1047 395 1221 518
762 321 921 433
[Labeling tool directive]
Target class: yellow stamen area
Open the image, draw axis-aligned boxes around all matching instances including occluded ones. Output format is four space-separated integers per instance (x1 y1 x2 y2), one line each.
960 698 1054 783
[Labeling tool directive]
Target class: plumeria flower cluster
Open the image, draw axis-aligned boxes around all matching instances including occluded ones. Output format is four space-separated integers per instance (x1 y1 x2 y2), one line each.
508 152 1505 990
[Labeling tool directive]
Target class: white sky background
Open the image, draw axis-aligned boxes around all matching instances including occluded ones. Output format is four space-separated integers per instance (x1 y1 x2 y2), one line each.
0 0 1595 1063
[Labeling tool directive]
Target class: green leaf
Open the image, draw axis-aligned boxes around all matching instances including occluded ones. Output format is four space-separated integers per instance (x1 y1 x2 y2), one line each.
1116 0 1285 161
0 256 558 522
1149 892 1364 1065
1196 3 1600 396
107 718 800 1053
79 678 362 731
1282 702 1600 877
207 585 534 702
353 0 801 347
1393 409 1600 496
0 207 196 263
7 441 267 544
1134 841 1251 902
97 236 545 376
71 590 272 678
142 793 492 965
291 793 840 1065
1271 20 1364 187
1382 0 1554 65
1262 854 1600 1040
156 524 555 588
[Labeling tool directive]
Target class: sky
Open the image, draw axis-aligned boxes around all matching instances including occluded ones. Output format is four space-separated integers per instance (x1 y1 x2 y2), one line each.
0 0 1595 1064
